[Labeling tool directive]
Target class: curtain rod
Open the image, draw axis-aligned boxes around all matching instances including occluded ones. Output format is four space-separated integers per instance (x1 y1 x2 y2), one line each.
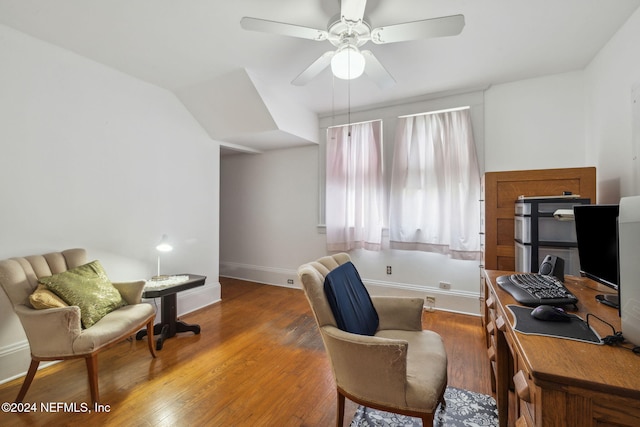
398 106 470 119
327 118 381 129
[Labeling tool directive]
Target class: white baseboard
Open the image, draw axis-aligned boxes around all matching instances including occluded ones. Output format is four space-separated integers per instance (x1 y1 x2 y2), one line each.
220 261 300 289
362 279 481 315
0 282 221 385
179 281 221 315
0 342 59 386
219 261 481 315
143 281 222 323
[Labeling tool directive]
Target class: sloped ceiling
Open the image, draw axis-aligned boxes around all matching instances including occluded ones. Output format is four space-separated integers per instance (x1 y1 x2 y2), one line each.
1 0 639 154
176 69 319 152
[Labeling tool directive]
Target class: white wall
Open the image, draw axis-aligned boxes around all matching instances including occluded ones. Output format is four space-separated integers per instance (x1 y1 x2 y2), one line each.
220 145 326 276
484 71 587 173
221 91 486 315
222 8 640 317
219 76 590 315
584 8 640 202
483 5 640 200
219 75 596 313
220 144 483 314
0 25 221 382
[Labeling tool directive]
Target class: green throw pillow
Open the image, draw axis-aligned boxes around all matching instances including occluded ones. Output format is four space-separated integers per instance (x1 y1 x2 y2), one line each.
38 260 127 328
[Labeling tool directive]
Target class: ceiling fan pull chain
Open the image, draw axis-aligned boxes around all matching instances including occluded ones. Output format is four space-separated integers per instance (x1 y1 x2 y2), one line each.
348 66 352 136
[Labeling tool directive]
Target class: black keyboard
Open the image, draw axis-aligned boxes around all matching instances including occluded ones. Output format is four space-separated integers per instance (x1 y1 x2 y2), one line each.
496 273 579 307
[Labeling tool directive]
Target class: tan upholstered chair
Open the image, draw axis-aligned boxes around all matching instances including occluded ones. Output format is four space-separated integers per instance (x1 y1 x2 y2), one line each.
298 253 448 427
0 248 156 404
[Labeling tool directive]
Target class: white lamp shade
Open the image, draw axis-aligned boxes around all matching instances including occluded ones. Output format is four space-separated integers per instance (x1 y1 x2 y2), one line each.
331 45 365 80
156 234 173 252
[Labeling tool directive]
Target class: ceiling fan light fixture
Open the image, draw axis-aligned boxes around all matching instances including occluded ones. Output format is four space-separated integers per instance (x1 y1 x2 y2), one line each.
331 44 365 80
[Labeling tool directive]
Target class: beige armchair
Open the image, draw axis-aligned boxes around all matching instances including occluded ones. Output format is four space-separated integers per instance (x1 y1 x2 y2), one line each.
298 253 448 426
0 248 156 404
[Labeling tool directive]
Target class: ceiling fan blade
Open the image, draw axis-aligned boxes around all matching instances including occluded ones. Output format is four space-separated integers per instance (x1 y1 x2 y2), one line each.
240 17 328 41
362 50 395 89
292 51 335 86
371 14 464 44
341 0 367 23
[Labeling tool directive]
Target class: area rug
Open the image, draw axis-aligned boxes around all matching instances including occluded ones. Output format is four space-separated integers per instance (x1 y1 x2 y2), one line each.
350 386 498 427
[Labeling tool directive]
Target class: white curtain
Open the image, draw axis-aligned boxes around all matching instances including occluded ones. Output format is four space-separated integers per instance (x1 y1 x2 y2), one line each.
326 121 384 251
389 109 481 260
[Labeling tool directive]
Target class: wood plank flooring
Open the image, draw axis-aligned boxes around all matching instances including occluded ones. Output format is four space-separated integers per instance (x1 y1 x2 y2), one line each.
0 278 492 426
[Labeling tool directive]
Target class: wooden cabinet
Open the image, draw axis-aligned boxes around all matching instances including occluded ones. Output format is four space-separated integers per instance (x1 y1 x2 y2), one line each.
482 167 596 272
480 167 596 362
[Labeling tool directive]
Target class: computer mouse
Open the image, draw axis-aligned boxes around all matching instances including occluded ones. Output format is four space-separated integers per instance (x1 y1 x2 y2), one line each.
531 305 572 322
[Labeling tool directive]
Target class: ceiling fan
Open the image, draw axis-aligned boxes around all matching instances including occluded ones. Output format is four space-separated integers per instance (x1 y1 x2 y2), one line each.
240 0 464 89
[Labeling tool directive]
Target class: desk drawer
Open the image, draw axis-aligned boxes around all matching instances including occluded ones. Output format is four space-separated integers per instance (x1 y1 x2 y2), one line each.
485 292 498 392
514 357 536 426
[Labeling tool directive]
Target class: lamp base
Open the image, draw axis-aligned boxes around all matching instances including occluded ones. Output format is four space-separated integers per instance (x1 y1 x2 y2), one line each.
150 275 172 281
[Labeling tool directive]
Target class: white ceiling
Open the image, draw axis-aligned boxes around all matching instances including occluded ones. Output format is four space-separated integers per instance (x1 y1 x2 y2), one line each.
2 0 639 151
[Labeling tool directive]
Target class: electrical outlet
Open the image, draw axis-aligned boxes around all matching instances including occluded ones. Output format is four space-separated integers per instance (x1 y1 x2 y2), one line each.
287 279 294 285
439 281 451 290
386 266 392 274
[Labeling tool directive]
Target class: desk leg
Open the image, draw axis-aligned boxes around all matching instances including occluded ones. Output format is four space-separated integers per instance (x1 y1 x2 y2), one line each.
161 293 178 337
135 292 202 350
135 324 164 340
152 293 177 350
175 320 201 335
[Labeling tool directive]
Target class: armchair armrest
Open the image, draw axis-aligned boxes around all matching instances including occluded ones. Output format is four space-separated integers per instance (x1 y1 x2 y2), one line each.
112 280 146 305
14 304 81 358
321 325 408 408
371 296 424 331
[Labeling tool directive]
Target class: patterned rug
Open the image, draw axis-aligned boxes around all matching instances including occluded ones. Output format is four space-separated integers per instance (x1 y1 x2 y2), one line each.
350 386 498 427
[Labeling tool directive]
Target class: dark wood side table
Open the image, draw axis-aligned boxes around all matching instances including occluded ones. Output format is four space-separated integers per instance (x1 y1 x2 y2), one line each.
135 274 206 350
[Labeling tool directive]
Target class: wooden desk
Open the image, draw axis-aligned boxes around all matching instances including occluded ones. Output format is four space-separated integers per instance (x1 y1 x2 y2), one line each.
484 270 640 427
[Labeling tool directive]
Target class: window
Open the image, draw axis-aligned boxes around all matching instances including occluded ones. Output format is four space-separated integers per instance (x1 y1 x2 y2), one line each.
325 120 384 251
388 108 481 260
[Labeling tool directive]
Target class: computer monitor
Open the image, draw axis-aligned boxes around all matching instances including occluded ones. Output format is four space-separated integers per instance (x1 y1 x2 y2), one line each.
619 195 640 347
573 204 620 308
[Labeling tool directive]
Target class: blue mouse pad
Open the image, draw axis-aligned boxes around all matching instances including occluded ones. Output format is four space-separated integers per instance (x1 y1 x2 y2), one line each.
507 305 602 344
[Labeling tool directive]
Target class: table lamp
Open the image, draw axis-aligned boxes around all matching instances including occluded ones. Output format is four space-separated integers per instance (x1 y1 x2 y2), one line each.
153 234 173 280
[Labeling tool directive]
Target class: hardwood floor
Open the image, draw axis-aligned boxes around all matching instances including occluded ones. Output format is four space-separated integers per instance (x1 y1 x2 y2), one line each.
0 278 492 426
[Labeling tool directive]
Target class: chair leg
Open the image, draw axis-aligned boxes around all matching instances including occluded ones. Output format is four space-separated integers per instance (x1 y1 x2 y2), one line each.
15 359 39 403
336 389 345 427
421 414 434 426
85 354 99 404
146 319 157 358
